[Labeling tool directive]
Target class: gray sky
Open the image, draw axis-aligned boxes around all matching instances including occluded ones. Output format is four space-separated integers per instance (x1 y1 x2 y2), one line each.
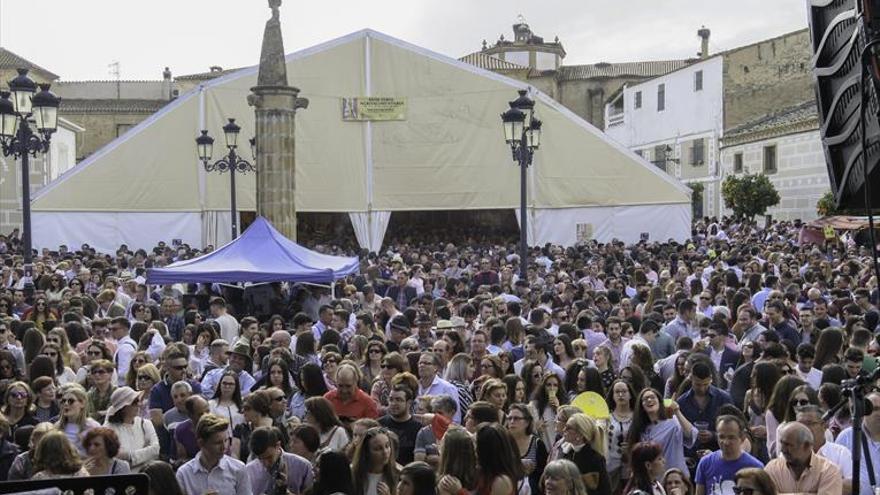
1 0 810 82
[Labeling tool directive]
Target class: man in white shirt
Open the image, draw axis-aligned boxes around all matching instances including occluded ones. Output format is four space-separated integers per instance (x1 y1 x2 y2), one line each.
176 413 252 495
112 316 165 385
210 297 239 344
416 352 461 424
795 344 823 390
619 320 659 370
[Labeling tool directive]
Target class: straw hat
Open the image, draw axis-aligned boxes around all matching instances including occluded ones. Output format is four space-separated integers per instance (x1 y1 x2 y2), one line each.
104 386 141 419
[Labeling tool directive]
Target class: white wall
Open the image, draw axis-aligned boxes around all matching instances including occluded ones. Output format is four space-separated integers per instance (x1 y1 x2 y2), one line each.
720 130 830 221
536 52 557 70
605 56 723 147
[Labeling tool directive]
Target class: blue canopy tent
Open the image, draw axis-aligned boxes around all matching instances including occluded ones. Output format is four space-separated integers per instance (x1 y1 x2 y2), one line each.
146 216 359 284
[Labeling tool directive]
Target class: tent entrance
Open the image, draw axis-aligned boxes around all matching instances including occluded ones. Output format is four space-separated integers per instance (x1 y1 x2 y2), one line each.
384 209 519 245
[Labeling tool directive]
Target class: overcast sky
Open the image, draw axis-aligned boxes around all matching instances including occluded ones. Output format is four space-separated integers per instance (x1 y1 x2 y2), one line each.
1 0 810 81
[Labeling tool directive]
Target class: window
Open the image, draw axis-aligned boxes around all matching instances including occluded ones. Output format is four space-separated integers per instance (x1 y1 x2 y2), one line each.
763 145 777 174
635 91 642 109
694 70 703 91
734 152 743 173
691 138 705 165
653 144 668 172
657 84 665 111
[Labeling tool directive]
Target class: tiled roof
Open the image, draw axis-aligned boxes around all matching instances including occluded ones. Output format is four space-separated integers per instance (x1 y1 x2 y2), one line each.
558 59 695 80
0 47 59 80
459 52 529 71
725 101 819 140
59 98 169 113
175 68 242 81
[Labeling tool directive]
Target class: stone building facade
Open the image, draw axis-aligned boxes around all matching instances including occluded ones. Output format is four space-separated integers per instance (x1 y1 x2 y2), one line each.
720 102 827 221
460 20 697 129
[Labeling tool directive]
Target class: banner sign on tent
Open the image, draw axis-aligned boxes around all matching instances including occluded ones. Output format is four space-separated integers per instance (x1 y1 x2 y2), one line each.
342 97 407 121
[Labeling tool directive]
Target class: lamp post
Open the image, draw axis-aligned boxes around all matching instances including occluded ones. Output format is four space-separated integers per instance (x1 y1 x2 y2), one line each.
0 68 60 291
196 118 256 240
501 89 542 279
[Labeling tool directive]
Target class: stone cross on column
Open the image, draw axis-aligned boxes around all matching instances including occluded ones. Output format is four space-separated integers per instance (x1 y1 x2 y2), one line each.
249 0 308 240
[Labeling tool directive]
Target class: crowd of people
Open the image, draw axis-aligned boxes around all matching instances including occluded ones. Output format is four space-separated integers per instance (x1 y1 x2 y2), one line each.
0 216 878 495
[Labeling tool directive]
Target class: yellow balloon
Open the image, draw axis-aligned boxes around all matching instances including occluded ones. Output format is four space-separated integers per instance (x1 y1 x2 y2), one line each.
571 392 610 419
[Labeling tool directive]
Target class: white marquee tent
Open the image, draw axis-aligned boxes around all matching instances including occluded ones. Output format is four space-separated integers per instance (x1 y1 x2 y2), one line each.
31 29 692 254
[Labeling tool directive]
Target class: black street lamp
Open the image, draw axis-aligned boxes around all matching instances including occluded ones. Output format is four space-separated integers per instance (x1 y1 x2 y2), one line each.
196 118 255 240
0 68 60 291
501 89 542 279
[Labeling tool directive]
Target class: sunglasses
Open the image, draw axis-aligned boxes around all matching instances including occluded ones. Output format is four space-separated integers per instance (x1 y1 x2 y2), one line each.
88 351 103 357
368 349 383 354
792 399 811 407
732 488 755 495
60 398 78 405
9 391 27 399
137 375 153 381
91 368 109 375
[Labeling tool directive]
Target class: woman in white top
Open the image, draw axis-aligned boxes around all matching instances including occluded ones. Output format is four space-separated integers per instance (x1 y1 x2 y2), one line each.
304 396 349 452
40 342 77 385
55 383 100 455
351 426 397 495
208 370 245 429
103 386 159 472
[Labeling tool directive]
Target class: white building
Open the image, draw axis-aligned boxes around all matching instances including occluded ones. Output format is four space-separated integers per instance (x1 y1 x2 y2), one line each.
719 102 827 221
605 55 723 217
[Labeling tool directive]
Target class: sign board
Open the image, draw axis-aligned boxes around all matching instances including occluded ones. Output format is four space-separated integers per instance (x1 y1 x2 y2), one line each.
576 223 594 243
342 97 407 121
823 226 836 240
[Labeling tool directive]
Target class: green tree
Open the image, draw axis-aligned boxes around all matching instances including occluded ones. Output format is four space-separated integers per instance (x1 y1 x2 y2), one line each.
816 191 837 217
721 173 780 220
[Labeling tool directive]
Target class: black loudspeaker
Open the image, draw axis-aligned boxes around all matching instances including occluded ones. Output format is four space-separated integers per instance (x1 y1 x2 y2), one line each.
808 0 880 209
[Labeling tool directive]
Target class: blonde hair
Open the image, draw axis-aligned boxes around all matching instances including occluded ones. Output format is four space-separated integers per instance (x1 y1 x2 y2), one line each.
55 383 89 430
196 413 230 441
47 328 74 366
567 413 607 457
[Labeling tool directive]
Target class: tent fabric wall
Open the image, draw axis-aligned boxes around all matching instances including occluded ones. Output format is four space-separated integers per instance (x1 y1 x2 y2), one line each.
31 29 692 251
32 212 202 254
200 211 233 248
349 211 391 253
516 204 692 245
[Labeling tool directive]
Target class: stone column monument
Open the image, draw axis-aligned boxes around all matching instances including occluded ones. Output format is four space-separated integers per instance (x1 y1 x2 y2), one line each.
248 0 308 240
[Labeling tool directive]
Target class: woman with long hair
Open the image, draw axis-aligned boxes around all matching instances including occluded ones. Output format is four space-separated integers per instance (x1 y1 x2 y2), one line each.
503 374 526 410
47 327 81 371
0 350 22 382
734 468 778 495
782 385 819 423
813 328 844 370
622 442 665 495
443 332 466 357
507 403 549 494
437 426 478 494
39 342 77 385
362 341 388 387
764 374 805 457
21 327 45 366
142 461 185 495
548 405 582 462
371 352 407 416
553 335 577 372
55 383 100 455
1 381 37 434
104 386 160 471
564 360 590 401
619 366 647 397
77 340 117 386
742 361 780 463
397 461 436 495
531 372 568 448
521 360 544 401
124 351 152 389
32 430 90 478
304 396 349 452
560 413 611 495
351 426 397 495
310 450 355 495
664 352 690 400
474 423 524 495
626 388 694 477
445 353 475 420
22 296 57 332
261 357 295 399
606 379 636 493
209 370 244 429
347 334 370 368
629 344 663 393
290 362 330 419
